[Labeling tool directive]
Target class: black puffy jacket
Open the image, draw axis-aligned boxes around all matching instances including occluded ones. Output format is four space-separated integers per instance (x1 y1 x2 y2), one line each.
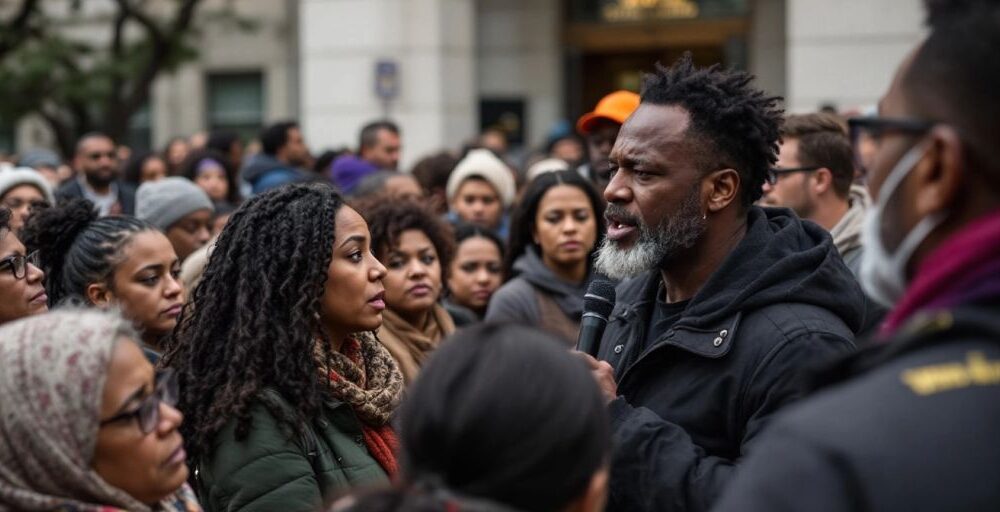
596 207 865 511
713 298 1000 512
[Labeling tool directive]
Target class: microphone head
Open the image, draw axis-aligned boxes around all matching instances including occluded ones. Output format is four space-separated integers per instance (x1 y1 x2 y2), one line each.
583 279 617 319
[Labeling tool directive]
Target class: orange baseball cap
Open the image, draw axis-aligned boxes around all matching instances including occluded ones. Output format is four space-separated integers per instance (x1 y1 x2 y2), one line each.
576 90 641 135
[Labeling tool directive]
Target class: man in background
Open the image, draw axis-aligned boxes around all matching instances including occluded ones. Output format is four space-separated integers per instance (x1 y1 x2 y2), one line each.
55 133 135 215
576 90 640 193
358 120 401 171
761 113 868 275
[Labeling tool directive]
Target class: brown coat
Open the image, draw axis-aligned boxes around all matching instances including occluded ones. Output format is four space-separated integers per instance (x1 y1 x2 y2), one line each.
377 304 455 384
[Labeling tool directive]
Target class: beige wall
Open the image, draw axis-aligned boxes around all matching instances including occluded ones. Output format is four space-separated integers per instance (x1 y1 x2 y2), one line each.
784 0 924 113
298 0 477 171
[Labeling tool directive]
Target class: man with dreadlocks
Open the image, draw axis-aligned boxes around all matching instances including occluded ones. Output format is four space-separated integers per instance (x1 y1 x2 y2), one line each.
578 54 866 511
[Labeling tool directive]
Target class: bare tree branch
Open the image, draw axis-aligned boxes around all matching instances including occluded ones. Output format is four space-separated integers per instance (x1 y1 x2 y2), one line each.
0 0 42 60
105 0 201 140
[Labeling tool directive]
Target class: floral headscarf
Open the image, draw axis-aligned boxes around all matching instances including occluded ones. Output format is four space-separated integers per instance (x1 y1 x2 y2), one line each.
0 309 200 512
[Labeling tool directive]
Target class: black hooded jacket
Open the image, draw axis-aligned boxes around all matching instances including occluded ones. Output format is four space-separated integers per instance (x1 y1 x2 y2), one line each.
596 207 865 511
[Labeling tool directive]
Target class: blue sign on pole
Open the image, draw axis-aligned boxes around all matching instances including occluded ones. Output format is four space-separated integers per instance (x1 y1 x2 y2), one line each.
375 60 400 101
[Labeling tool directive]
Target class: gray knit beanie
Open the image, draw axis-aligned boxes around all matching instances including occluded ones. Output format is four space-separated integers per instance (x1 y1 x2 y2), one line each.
135 177 213 231
0 167 56 204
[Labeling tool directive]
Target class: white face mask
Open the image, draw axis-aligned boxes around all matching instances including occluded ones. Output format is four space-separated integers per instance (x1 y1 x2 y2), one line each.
859 143 946 307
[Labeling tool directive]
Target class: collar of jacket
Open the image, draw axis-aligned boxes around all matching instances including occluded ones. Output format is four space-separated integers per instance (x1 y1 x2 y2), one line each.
609 270 741 361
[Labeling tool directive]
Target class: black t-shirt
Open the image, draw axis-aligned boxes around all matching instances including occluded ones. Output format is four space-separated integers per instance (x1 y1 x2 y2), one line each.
621 285 689 370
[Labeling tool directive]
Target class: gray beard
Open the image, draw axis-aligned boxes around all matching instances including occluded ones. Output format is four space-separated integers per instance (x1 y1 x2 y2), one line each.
595 187 706 280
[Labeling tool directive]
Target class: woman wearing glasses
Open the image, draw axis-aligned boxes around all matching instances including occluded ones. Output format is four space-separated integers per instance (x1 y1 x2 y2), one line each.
0 309 201 511
0 208 47 324
21 198 184 359
162 183 402 512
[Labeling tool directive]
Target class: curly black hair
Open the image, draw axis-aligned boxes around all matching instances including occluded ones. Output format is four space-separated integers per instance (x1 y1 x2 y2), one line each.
160 182 345 460
360 199 455 279
20 198 155 307
640 52 783 208
506 170 605 278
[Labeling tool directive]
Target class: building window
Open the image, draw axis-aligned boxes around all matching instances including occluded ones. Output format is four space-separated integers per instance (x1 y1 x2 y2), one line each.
126 103 153 152
206 72 264 140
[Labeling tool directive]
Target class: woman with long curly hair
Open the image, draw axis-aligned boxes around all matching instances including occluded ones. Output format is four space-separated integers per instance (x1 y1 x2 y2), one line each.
162 182 402 512
361 200 454 385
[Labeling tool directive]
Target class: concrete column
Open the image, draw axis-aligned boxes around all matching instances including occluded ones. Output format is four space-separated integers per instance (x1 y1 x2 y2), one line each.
299 0 477 170
476 0 562 150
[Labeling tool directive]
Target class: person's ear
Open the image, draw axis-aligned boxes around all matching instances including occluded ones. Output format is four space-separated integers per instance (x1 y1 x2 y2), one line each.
704 168 740 213
914 125 964 217
86 282 115 308
564 466 610 512
811 168 833 196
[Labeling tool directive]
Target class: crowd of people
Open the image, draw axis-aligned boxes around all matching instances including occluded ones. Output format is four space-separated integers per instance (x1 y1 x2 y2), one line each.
1 0 998 510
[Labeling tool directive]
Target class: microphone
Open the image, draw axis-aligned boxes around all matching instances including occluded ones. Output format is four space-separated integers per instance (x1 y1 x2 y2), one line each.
577 279 616 357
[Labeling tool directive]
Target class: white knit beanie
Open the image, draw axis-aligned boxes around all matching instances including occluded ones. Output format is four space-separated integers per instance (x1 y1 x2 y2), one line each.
136 177 213 231
446 149 516 208
0 167 56 204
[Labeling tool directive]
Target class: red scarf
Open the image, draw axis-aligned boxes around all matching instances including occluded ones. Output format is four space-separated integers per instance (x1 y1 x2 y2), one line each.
881 208 1000 338
329 337 400 477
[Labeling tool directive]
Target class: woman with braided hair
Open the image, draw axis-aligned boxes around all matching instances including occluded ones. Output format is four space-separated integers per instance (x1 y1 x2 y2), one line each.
161 182 403 512
20 198 184 358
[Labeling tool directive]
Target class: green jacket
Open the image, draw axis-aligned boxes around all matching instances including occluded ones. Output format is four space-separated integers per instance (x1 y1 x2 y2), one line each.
195 390 389 512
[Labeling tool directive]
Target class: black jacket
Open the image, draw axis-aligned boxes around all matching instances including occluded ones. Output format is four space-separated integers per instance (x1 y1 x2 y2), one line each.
597 207 864 511
55 178 136 215
713 298 1000 512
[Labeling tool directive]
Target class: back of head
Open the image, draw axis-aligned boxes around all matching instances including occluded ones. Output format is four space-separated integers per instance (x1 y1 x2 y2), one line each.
781 113 854 199
903 0 1000 191
163 182 346 460
410 152 458 192
0 308 145 511
260 121 298 156
20 199 152 306
640 53 783 209
397 324 609 511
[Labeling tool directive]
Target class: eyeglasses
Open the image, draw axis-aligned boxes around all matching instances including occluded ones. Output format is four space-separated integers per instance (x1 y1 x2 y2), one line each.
0 251 40 280
847 117 935 177
2 198 49 211
765 166 822 185
99 368 179 434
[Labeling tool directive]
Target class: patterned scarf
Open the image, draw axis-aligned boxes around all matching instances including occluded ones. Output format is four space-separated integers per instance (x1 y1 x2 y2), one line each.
0 309 203 512
881 207 1000 337
325 331 404 477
